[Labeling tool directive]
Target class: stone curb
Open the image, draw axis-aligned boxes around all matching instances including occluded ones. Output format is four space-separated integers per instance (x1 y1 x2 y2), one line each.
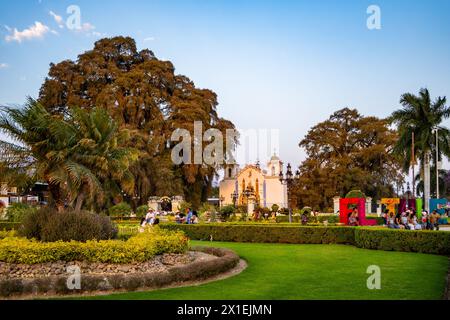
0 246 240 299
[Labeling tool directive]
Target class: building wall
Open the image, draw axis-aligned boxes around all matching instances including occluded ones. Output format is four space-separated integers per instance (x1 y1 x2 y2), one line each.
264 177 287 208
219 165 287 209
236 166 265 205
219 178 237 206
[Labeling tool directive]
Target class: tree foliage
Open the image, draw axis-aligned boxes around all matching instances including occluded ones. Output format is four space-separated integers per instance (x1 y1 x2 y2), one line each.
389 88 450 195
0 99 137 211
292 108 404 210
38 36 236 209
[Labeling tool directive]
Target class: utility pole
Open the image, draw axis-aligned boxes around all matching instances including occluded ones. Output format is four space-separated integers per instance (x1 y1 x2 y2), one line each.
424 151 431 212
432 128 439 199
411 132 415 197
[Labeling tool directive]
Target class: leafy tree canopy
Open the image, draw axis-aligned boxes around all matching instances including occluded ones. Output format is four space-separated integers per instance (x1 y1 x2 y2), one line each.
38 36 236 209
293 108 404 210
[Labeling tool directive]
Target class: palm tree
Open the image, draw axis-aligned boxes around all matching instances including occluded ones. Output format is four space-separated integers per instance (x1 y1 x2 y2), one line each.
68 107 138 211
0 99 137 211
414 167 448 198
389 88 450 209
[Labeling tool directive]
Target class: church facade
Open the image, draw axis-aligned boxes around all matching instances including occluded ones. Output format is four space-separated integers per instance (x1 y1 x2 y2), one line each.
219 154 288 209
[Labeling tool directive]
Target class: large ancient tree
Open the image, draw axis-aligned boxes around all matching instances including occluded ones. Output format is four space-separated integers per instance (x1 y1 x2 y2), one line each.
293 108 404 211
38 36 235 208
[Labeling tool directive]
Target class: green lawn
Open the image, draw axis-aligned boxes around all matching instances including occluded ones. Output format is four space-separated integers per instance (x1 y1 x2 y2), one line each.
81 241 448 300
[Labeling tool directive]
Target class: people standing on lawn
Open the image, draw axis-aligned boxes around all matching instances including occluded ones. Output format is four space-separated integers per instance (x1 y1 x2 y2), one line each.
421 211 428 229
430 210 440 230
186 208 193 224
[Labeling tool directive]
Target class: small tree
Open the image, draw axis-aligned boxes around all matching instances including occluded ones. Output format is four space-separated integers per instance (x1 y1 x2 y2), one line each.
220 205 236 220
108 202 132 218
235 204 247 213
177 201 192 214
345 189 366 198
135 205 149 218
271 204 279 213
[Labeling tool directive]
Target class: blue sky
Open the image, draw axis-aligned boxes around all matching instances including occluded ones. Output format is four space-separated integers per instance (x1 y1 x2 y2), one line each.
1 0 450 173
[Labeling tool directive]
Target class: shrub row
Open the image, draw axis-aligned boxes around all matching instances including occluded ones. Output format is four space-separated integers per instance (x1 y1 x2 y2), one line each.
160 224 450 255
353 228 450 255
0 227 188 264
0 246 240 298
161 224 355 244
0 222 21 231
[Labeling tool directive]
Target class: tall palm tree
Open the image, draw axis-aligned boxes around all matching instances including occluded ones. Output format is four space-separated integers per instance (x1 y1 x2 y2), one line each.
68 106 138 211
0 99 137 211
414 167 448 198
389 88 450 209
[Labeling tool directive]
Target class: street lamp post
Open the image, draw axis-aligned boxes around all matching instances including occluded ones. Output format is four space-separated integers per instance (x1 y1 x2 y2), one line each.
230 191 238 207
242 187 255 217
406 182 411 209
279 163 300 223
432 127 439 199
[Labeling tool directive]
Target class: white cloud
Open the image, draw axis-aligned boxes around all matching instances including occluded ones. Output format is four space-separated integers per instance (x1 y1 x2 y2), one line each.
49 11 64 28
73 22 105 38
0 63 8 69
79 22 95 32
5 21 50 43
144 36 155 42
91 31 107 38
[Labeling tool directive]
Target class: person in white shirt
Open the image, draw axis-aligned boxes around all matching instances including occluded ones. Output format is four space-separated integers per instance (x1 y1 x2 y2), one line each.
145 209 155 225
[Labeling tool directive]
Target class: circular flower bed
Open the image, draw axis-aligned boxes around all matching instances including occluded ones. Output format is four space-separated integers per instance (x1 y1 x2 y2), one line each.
0 246 241 299
0 227 241 298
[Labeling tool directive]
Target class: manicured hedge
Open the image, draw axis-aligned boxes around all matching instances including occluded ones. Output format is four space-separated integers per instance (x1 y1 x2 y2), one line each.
160 223 450 255
354 228 450 255
0 222 21 231
161 224 355 244
275 214 384 225
0 227 188 264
